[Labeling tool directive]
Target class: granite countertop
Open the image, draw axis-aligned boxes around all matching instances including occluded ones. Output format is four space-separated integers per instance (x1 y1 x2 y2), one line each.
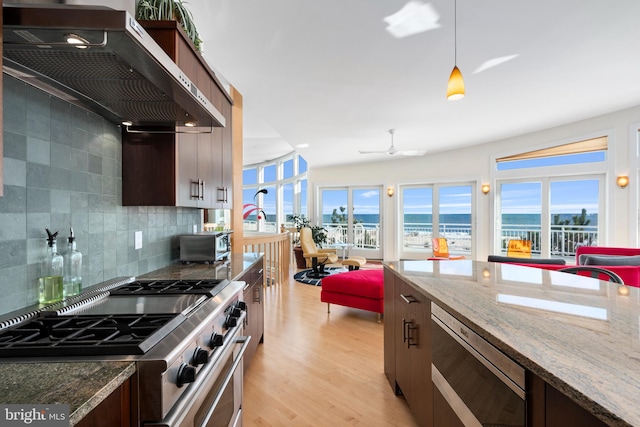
139 252 263 282
0 361 135 426
385 260 640 427
0 252 263 425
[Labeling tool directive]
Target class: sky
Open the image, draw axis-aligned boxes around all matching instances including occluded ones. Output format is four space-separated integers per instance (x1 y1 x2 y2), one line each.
244 152 603 220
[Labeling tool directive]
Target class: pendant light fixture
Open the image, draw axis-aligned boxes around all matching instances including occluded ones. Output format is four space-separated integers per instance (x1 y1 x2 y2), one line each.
447 0 465 100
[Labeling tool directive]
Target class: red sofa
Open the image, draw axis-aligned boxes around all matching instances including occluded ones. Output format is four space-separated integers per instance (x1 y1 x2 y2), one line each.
509 246 640 288
320 269 384 322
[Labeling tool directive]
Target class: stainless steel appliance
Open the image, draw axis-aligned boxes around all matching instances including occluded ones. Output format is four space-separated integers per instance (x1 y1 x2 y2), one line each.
0 277 249 426
431 302 526 427
3 3 225 128
180 233 231 263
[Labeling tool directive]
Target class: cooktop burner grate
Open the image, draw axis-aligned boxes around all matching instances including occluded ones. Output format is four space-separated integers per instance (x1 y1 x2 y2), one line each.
109 279 228 296
0 313 184 357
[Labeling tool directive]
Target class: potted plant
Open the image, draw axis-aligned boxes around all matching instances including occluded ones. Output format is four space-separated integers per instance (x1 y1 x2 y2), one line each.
135 0 202 51
311 225 328 248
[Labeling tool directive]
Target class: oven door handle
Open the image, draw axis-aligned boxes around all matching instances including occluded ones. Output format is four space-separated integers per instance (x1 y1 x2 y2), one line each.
197 335 251 427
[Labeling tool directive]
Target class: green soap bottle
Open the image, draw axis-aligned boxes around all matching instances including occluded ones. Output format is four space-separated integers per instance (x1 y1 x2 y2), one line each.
39 228 64 304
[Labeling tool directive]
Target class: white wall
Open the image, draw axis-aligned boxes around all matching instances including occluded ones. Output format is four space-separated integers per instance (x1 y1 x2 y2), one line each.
309 104 640 261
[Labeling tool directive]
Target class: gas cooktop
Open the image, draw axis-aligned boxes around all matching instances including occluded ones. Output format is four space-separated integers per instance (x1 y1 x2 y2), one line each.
109 278 229 296
0 278 233 358
0 313 185 357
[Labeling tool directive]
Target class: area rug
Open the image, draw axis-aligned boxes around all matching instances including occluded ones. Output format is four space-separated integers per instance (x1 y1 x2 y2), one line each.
294 267 346 286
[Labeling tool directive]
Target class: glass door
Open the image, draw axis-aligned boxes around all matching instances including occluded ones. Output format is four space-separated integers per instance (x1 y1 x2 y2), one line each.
497 177 602 259
319 186 383 260
400 184 473 259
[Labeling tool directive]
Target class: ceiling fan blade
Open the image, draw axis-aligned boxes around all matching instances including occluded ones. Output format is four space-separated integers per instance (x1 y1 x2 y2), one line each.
358 150 389 154
398 150 426 156
359 130 423 156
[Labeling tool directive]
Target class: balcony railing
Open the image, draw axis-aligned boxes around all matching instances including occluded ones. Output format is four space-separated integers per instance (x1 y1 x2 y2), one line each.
246 220 598 259
402 222 598 258
323 223 380 250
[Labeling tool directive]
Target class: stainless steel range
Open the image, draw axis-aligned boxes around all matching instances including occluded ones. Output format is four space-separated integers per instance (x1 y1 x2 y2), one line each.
0 277 249 427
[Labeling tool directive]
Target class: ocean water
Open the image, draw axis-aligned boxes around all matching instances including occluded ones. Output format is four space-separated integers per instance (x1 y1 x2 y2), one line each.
323 213 597 225
253 213 597 226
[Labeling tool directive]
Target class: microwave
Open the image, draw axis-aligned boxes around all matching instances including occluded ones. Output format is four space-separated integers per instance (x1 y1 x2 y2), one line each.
180 232 231 263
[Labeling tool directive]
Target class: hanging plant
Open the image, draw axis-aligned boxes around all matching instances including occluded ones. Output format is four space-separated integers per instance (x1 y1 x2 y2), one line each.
135 0 202 51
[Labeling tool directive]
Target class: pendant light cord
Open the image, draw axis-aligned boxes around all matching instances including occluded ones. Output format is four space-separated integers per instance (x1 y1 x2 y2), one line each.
454 0 458 66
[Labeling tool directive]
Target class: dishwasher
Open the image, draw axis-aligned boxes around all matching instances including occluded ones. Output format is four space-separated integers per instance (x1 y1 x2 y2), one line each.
431 302 526 427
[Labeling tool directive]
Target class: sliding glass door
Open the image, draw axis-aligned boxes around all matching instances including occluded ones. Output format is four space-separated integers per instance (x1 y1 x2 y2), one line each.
497 177 601 259
319 186 383 259
400 184 473 259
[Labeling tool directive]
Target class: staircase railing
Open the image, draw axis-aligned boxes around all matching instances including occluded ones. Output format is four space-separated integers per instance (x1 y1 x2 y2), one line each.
243 232 291 286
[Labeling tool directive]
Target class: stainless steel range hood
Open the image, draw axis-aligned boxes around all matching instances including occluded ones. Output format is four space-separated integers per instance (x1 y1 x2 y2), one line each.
3 4 225 128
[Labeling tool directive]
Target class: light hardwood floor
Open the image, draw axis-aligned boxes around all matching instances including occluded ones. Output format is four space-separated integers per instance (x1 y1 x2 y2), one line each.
242 267 419 426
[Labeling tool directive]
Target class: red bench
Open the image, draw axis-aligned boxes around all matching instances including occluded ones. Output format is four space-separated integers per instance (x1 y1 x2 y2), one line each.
320 269 384 322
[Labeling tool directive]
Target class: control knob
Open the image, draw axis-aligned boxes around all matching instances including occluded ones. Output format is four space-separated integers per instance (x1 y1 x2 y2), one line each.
210 333 224 348
176 363 196 387
192 347 208 366
224 314 237 328
235 301 247 311
228 307 242 318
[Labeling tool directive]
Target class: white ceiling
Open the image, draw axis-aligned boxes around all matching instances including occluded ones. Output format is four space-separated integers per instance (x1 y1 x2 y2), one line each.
188 0 640 167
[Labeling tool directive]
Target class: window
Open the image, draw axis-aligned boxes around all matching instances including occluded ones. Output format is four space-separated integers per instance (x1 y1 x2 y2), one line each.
496 178 600 258
496 137 607 170
243 154 308 232
400 184 473 259
494 136 606 258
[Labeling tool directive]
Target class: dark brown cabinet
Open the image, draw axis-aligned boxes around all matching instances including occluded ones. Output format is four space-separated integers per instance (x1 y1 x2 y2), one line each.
384 268 432 426
76 378 133 427
528 372 607 427
122 21 232 208
239 256 265 367
384 265 609 426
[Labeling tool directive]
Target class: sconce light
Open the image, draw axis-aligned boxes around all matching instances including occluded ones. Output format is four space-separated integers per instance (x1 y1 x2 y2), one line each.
481 184 490 194
618 285 630 297
616 175 629 188
482 268 491 279
387 186 395 197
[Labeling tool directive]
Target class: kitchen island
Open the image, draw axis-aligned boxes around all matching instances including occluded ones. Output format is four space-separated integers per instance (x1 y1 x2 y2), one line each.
0 252 263 426
384 260 640 426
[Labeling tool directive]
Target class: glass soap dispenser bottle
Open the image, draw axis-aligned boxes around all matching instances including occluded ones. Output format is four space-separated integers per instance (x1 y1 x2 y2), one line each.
63 227 82 298
39 228 64 304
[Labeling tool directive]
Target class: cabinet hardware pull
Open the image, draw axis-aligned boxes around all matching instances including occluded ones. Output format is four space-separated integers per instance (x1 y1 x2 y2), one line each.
402 318 407 343
407 323 418 348
190 179 200 199
403 318 418 348
200 180 205 200
400 294 417 304
217 187 226 202
224 187 228 203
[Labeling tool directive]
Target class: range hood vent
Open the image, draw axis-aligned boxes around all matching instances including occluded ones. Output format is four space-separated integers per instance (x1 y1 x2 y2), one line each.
3 4 225 128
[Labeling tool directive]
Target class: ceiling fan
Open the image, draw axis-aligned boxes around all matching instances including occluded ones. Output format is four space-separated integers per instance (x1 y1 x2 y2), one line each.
359 129 426 157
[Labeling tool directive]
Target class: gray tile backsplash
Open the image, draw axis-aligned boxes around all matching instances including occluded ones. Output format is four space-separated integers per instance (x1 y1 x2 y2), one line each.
0 74 202 316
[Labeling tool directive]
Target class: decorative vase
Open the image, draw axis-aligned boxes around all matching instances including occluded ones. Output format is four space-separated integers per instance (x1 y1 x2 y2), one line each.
294 246 306 269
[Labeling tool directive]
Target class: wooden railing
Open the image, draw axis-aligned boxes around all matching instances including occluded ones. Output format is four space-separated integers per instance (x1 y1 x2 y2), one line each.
243 232 291 286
